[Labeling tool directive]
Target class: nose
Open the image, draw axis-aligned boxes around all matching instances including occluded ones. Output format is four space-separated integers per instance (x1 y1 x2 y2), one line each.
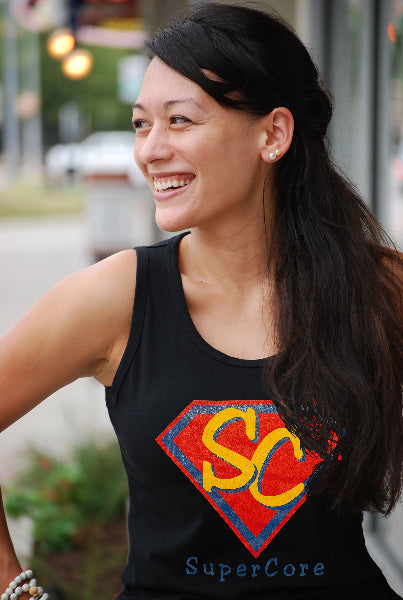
136 125 173 165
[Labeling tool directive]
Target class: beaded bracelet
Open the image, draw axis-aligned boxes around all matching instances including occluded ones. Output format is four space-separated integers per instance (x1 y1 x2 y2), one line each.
1 571 48 600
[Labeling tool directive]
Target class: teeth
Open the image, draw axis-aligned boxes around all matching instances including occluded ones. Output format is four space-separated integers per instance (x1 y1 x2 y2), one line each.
153 177 191 192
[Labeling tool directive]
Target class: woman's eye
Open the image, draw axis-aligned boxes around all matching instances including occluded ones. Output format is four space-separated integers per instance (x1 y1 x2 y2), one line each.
132 119 148 131
170 115 191 125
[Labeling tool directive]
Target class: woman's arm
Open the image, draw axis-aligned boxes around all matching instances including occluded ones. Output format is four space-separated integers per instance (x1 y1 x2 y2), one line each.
0 248 137 591
0 248 136 431
0 486 28 594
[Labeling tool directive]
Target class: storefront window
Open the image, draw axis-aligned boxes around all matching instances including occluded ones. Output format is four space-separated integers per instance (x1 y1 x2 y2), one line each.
321 0 403 590
372 0 403 580
326 0 403 250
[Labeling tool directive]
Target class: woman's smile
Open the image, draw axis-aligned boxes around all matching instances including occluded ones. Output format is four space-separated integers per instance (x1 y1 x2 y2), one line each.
151 173 196 195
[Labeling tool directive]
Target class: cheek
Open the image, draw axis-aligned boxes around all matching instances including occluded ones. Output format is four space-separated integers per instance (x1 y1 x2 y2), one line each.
191 136 227 173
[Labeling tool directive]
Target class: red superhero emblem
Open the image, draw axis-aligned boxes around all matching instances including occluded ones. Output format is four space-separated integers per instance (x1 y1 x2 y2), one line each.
157 400 324 557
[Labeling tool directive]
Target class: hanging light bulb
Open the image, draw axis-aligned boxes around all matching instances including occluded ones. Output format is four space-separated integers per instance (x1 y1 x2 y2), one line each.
47 29 75 59
62 49 93 80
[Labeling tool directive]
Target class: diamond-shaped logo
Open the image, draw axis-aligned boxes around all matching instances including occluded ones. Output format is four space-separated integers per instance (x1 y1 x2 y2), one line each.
156 400 323 557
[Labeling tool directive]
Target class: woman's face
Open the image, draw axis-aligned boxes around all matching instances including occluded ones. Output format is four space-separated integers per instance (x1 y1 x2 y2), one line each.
133 57 267 233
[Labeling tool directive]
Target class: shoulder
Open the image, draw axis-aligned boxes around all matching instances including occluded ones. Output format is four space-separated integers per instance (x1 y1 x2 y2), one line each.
62 249 138 384
35 248 139 361
0 249 138 429
42 248 138 338
70 248 137 309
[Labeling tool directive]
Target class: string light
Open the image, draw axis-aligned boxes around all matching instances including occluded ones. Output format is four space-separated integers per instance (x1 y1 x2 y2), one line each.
47 29 75 59
61 49 93 79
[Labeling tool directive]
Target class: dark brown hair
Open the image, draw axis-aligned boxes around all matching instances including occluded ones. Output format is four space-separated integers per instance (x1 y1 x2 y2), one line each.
147 3 403 514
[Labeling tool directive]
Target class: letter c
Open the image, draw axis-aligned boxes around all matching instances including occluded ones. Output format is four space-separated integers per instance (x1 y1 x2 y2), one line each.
250 428 305 507
265 557 278 577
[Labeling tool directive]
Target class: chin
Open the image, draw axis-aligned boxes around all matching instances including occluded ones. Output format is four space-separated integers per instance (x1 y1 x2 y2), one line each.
158 223 184 233
155 210 193 234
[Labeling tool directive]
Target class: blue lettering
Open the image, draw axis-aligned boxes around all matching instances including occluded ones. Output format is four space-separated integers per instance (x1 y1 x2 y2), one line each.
185 555 326 581
284 563 295 576
264 557 278 577
186 556 198 575
218 563 231 582
203 563 214 576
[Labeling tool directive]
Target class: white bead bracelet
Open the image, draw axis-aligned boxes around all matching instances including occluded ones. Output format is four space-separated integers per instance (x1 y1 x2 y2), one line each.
1 571 48 600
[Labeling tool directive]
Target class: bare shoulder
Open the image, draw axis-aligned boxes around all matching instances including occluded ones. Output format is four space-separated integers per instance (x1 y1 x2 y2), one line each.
0 249 137 431
78 249 138 384
67 248 137 317
42 248 138 385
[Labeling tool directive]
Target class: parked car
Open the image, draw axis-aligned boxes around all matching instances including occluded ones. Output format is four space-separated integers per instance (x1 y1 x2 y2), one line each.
77 131 144 186
45 142 82 184
45 130 153 260
45 131 144 186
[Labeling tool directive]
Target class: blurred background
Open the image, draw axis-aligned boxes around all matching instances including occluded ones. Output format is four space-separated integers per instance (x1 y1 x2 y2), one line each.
0 0 402 598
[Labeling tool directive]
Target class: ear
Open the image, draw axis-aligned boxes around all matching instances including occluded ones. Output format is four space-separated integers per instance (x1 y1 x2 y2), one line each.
260 107 294 163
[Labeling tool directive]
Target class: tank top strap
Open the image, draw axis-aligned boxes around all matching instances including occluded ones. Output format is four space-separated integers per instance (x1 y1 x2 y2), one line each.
105 233 187 407
105 243 149 407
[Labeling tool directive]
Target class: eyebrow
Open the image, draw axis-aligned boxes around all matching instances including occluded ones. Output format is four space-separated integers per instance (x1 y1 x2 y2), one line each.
132 98 204 111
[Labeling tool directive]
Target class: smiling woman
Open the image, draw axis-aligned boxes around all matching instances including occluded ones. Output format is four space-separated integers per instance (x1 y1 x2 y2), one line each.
133 57 293 234
131 58 286 235
0 3 402 600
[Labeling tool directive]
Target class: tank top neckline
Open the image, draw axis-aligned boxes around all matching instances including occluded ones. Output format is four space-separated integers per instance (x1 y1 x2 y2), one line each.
166 231 274 369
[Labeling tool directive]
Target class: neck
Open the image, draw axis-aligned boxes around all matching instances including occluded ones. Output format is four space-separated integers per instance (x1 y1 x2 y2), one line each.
179 222 270 290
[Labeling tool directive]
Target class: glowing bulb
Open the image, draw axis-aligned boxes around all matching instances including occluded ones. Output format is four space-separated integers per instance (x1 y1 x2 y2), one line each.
47 29 75 59
62 49 93 80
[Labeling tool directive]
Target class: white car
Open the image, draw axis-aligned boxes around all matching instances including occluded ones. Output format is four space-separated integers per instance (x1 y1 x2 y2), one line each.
45 131 145 187
45 142 82 183
77 131 144 187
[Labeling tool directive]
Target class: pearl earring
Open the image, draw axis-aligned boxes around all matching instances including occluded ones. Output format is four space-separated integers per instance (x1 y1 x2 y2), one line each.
269 149 281 161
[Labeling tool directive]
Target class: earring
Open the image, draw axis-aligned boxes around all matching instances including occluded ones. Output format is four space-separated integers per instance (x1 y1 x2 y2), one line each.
269 149 281 161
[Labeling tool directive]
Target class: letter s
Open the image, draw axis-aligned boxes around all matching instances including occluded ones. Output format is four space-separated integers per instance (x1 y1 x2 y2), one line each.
186 556 198 575
202 408 257 492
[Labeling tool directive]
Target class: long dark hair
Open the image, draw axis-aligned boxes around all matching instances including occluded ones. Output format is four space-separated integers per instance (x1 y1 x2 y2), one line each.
146 3 403 514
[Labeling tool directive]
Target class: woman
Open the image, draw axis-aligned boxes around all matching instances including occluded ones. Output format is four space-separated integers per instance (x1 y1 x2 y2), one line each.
1 3 402 599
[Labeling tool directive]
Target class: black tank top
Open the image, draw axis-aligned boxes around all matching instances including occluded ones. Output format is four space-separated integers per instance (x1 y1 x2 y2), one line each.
106 233 400 600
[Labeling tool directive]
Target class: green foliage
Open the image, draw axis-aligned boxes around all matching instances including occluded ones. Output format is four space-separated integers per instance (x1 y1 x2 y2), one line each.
4 440 127 553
